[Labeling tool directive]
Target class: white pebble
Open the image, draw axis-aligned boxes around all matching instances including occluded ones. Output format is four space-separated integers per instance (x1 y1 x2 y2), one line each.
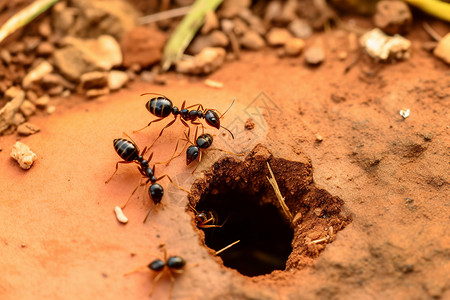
10 141 37 169
399 108 410 119
114 206 128 224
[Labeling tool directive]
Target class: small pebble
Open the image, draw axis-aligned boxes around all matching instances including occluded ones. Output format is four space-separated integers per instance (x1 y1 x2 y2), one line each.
399 108 410 119
304 46 325 65
108 71 129 91
245 118 255 130
288 19 313 39
10 141 37 170
284 38 305 56
0 49 12 64
22 60 53 88
36 42 55 56
48 85 64 96
337 51 348 60
26 90 38 103
316 134 323 142
46 105 56 114
266 28 293 46
80 72 109 90
35 95 50 109
12 112 26 126
17 122 40 136
240 30 265 50
86 88 110 98
114 206 128 224
20 100 36 118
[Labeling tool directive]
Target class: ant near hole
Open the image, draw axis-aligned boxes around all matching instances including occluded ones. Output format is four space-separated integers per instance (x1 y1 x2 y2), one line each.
134 93 236 148
162 126 243 174
189 203 228 229
124 244 188 299
105 133 189 223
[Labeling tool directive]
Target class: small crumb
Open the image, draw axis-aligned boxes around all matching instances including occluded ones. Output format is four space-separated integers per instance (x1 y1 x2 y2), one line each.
10 141 37 169
315 134 323 142
245 118 255 130
46 105 56 114
314 208 322 216
21 243 26 248
292 212 302 224
204 79 224 89
337 51 348 60
114 206 128 224
399 108 410 119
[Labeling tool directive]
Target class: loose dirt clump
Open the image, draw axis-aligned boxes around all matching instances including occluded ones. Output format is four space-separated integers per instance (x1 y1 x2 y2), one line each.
188 144 352 276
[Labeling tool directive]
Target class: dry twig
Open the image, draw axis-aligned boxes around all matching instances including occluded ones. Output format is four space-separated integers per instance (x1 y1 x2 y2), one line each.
266 161 293 222
215 240 240 255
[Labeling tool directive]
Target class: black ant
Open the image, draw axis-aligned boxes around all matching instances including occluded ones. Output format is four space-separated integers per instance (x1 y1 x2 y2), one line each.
124 244 187 298
189 204 228 229
106 134 189 222
134 93 235 147
163 127 243 173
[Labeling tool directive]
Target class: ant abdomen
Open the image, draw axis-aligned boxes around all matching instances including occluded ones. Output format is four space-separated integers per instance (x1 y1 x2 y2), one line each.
146 96 173 118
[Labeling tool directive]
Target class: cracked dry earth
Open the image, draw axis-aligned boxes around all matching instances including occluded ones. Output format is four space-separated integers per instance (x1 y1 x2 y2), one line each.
1 29 449 299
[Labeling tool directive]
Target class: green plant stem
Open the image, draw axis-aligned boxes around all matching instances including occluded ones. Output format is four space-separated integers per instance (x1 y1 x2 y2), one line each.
0 0 59 44
161 0 223 71
404 0 450 22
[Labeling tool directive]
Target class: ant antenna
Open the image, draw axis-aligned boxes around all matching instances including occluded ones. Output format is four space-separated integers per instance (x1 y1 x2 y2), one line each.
220 125 235 139
140 92 169 98
219 98 236 119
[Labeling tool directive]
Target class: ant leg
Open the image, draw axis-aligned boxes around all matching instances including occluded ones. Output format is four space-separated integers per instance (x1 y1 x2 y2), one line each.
148 116 178 148
180 118 192 140
191 121 205 135
156 174 190 194
156 137 190 165
190 152 202 175
133 117 165 133
105 161 134 184
143 204 157 223
121 177 148 209
149 270 165 296
200 216 229 229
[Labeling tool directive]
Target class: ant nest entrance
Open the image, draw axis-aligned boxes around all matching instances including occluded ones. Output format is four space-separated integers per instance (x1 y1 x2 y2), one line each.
188 144 352 277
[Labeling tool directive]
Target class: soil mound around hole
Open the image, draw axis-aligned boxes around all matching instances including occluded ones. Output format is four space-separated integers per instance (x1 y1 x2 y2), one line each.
188 144 352 276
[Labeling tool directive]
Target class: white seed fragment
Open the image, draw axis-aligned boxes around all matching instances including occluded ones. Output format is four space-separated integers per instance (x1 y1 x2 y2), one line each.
10 141 37 169
204 79 224 89
399 108 410 119
114 206 128 224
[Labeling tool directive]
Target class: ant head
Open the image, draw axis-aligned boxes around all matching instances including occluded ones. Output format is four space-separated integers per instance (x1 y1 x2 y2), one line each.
186 145 200 165
196 211 208 223
148 259 165 271
204 110 220 129
149 183 164 204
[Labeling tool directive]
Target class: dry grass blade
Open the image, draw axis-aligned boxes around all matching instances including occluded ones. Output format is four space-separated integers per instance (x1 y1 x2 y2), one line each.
215 240 240 255
161 0 223 71
139 6 191 25
0 0 59 44
266 161 293 222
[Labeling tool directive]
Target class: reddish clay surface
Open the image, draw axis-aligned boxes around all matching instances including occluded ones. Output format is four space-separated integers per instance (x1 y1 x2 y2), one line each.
1 29 450 300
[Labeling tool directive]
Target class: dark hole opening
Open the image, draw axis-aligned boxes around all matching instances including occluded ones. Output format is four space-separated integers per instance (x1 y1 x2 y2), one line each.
196 189 294 277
